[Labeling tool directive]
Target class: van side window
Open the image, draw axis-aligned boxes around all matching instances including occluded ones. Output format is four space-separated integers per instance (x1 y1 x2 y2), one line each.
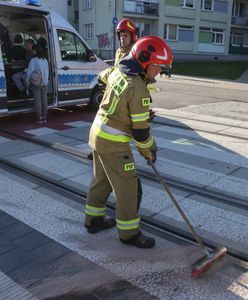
57 29 88 61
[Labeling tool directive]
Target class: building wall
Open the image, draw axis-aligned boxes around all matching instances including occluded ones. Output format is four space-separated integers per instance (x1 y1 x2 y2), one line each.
70 0 248 60
162 0 233 56
40 0 68 19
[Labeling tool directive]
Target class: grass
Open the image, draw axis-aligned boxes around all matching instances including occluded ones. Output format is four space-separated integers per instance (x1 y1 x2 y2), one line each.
172 61 248 80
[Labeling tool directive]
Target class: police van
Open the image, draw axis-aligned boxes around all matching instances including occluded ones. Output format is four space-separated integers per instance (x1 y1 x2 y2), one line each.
0 0 108 115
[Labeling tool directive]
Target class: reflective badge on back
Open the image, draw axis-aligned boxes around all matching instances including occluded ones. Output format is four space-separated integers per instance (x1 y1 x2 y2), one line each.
142 98 150 106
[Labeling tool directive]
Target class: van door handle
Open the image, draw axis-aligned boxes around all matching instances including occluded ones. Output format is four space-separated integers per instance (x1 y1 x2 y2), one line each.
61 66 70 70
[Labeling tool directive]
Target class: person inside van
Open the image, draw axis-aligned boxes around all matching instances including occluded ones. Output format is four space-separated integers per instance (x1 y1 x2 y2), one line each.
12 38 34 96
26 44 49 124
37 37 48 58
12 34 26 61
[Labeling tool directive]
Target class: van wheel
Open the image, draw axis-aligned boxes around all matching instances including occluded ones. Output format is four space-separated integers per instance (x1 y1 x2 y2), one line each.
88 86 103 111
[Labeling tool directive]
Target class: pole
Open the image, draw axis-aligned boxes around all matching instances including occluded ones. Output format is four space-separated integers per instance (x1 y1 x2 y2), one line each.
113 0 117 58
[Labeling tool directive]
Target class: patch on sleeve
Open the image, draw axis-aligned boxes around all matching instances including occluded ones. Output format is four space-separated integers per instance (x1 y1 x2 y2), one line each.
124 163 135 171
142 98 150 107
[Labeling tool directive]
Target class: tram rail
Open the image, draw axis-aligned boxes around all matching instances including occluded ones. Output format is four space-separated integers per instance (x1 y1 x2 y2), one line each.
0 154 247 264
0 128 247 212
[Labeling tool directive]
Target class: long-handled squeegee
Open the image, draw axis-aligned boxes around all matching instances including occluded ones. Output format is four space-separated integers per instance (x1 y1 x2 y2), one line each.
147 160 227 278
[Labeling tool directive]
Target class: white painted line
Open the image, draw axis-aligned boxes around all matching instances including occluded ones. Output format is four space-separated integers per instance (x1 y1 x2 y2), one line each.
25 128 58 136
154 136 248 167
65 121 90 128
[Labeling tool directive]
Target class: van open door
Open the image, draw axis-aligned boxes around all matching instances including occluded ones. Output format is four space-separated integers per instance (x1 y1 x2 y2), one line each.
0 46 8 114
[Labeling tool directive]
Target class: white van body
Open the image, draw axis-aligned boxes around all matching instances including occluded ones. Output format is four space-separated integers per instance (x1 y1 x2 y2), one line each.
0 1 108 114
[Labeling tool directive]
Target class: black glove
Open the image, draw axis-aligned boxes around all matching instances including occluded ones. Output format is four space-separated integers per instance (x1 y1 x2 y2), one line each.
148 109 156 122
98 77 106 93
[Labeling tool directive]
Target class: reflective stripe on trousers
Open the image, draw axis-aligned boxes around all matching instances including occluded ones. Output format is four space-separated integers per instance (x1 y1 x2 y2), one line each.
85 204 106 217
116 217 140 231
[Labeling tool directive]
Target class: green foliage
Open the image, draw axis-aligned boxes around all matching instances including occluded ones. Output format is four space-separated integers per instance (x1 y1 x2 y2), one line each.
172 61 248 80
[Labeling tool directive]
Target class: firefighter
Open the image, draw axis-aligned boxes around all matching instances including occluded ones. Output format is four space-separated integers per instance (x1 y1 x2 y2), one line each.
98 18 138 93
115 18 138 65
84 36 173 248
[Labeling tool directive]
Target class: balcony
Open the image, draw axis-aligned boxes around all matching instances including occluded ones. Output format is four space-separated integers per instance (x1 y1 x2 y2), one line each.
123 0 159 17
232 16 248 26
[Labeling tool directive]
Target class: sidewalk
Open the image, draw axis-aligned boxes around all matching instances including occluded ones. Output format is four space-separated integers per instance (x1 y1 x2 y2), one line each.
156 68 248 91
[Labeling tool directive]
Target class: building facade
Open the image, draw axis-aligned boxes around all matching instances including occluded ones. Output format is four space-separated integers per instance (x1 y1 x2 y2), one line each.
69 0 248 60
230 0 248 54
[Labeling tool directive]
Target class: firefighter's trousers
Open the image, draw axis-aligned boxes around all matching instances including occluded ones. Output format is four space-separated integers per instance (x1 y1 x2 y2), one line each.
85 149 142 240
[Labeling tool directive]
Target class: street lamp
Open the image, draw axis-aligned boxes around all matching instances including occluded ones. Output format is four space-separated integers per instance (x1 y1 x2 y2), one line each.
113 0 117 58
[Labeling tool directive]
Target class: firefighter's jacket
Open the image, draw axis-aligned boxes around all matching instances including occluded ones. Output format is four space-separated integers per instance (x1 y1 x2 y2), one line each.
98 43 134 90
89 55 154 157
114 43 133 66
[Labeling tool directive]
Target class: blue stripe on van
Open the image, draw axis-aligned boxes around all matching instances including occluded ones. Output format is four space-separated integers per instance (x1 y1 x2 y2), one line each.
0 76 6 91
58 73 96 87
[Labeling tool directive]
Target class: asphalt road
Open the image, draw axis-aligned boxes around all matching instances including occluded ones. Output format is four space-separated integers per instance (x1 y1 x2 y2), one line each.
152 76 248 110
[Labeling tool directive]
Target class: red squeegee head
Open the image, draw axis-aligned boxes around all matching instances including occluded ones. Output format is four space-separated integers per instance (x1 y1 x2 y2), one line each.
191 246 227 278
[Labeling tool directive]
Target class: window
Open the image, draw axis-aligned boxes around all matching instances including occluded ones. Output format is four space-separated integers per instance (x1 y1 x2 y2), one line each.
232 2 245 17
68 0 72 6
199 27 224 44
181 0 195 8
231 32 243 46
178 25 193 30
57 29 88 61
83 0 92 10
83 24 93 39
164 24 177 41
212 29 224 44
201 0 213 11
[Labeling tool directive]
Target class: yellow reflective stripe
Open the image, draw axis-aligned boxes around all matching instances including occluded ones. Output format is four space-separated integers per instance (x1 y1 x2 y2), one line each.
135 136 153 149
107 96 119 115
131 112 150 122
93 124 132 143
108 69 128 98
85 205 106 217
116 218 140 230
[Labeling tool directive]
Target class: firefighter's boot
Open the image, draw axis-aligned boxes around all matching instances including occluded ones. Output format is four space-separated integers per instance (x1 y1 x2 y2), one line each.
120 232 155 248
85 217 116 234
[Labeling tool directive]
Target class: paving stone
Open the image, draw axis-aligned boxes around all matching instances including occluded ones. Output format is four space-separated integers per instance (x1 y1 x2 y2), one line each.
44 292 100 300
93 280 157 300
12 231 51 251
57 128 89 142
31 240 71 263
50 252 92 277
0 249 33 273
0 140 42 157
8 260 55 287
2 222 34 241
0 236 15 255
0 214 18 229
33 133 76 145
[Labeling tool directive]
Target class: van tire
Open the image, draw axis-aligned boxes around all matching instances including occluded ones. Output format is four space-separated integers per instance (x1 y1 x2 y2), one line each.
88 86 103 111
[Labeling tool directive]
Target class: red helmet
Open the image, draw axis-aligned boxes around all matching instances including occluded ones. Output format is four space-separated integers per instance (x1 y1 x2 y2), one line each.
116 18 138 42
131 35 173 70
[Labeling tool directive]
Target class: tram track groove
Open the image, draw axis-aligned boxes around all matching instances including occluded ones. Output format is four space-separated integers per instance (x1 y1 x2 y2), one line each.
0 128 247 212
0 155 247 263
